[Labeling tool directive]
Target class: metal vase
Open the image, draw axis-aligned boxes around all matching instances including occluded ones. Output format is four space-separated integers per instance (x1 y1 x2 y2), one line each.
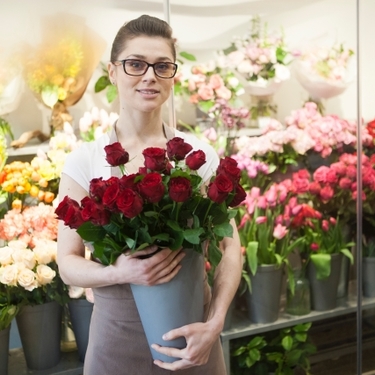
246 264 283 324
16 301 62 370
0 325 10 375
307 253 342 311
68 299 93 362
363 257 375 298
130 248 204 363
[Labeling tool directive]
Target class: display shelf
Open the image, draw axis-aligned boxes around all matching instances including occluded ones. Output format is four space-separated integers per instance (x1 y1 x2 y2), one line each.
220 281 375 374
6 142 50 157
8 348 83 375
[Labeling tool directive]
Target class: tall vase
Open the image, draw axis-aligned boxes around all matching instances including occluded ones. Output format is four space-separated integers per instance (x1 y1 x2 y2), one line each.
362 257 375 298
307 253 342 311
0 325 10 375
245 264 283 323
16 301 62 370
68 298 93 362
130 248 204 363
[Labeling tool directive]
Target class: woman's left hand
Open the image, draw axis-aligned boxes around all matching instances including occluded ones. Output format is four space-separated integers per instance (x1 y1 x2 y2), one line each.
151 320 221 371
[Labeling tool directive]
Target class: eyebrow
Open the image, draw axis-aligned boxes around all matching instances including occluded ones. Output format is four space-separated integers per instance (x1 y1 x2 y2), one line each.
126 54 173 62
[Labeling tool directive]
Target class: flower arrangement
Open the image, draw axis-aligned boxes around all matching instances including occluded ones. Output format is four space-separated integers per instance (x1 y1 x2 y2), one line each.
56 137 246 267
175 60 244 114
0 203 58 246
79 107 119 142
0 238 68 308
225 16 293 88
295 42 354 102
234 102 364 174
291 204 354 279
25 36 83 108
307 153 375 226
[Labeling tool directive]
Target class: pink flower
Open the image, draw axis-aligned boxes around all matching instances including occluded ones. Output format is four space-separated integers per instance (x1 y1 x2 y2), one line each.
197 84 214 101
273 224 288 240
322 219 329 232
256 216 267 224
310 243 319 251
319 186 334 202
339 177 352 189
209 74 224 90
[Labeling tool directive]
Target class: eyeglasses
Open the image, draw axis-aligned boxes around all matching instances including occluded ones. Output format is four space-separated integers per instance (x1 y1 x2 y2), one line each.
113 59 178 79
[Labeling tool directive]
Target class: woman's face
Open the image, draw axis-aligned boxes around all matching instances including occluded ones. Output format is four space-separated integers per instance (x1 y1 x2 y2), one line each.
109 36 175 113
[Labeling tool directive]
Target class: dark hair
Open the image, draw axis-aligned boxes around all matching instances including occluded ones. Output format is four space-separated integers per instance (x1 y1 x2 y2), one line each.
110 15 176 62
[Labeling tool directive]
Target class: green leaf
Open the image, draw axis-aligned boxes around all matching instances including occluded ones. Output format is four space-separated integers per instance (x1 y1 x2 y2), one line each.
179 51 196 61
310 253 331 279
246 241 259 276
106 84 118 103
281 335 293 351
183 228 205 244
212 222 233 238
208 241 223 267
341 248 354 264
167 220 182 232
94 75 110 92
169 230 184 251
77 222 106 242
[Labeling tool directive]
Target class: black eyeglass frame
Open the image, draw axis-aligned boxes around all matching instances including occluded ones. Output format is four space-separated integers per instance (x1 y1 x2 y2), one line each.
112 59 178 79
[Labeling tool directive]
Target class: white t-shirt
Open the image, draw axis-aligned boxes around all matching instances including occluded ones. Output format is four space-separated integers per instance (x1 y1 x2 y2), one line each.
62 128 220 191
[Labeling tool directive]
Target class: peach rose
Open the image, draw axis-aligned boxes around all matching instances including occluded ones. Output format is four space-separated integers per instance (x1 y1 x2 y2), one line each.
18 268 38 291
0 264 18 286
197 84 214 101
0 246 14 266
12 249 36 270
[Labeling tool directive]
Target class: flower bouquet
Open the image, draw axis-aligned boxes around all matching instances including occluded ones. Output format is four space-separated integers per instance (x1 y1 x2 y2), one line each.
56 137 245 362
55 137 246 268
294 42 354 106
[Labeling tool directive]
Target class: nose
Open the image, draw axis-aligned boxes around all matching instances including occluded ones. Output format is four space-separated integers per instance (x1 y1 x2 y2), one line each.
142 65 156 81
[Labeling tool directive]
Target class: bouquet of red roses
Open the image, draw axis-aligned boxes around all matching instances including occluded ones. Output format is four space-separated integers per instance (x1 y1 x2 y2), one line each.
55 137 245 266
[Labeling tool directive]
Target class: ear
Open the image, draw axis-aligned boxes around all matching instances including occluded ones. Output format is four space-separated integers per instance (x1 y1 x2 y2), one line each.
107 62 117 85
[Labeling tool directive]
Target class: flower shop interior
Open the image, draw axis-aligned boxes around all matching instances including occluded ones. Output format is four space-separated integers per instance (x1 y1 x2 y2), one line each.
1 0 375 374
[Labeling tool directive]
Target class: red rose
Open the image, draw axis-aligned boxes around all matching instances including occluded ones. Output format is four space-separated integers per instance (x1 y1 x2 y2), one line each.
81 197 111 226
89 177 108 202
166 137 193 161
102 179 121 211
120 174 139 190
116 189 144 218
207 174 233 204
138 173 165 203
142 147 167 171
104 142 129 167
168 177 192 202
217 157 241 184
185 150 206 170
55 196 85 229
229 184 246 207
308 181 321 195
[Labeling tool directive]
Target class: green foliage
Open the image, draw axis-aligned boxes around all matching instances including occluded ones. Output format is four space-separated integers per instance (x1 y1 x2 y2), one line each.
231 323 316 375
94 62 118 103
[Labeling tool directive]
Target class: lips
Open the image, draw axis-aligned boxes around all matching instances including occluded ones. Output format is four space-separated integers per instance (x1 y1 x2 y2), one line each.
137 89 160 94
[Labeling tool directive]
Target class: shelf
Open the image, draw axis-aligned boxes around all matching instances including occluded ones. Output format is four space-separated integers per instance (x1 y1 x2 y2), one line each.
220 281 375 373
7 142 50 157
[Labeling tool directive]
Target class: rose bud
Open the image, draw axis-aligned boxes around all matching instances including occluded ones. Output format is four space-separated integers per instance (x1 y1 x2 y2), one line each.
207 174 233 204
229 184 246 207
138 173 165 203
117 189 144 218
142 147 167 171
186 150 206 170
89 177 108 202
166 137 193 160
104 142 129 166
168 177 192 202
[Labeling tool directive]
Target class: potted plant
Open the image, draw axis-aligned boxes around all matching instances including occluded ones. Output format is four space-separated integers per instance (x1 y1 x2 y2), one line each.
237 180 305 323
0 203 69 370
292 205 354 311
231 322 317 375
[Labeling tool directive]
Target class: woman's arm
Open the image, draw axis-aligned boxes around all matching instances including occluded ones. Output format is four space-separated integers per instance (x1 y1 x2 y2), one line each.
57 173 186 289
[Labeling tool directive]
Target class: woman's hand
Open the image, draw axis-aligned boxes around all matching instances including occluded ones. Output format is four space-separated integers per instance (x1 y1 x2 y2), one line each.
112 246 186 286
151 320 221 371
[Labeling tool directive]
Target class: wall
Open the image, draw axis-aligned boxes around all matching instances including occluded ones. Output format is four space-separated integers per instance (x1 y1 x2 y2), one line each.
0 0 373 141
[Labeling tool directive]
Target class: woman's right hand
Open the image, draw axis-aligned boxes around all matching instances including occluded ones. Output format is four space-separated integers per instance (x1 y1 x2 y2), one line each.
112 246 186 286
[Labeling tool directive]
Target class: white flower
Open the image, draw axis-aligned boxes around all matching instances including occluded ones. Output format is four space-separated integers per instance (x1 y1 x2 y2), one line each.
274 64 291 82
12 249 36 270
0 264 18 286
36 264 56 285
68 285 85 299
237 60 253 75
18 268 38 291
0 246 14 266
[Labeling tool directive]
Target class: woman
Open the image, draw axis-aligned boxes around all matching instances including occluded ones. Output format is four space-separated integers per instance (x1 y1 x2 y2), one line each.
57 14 242 374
